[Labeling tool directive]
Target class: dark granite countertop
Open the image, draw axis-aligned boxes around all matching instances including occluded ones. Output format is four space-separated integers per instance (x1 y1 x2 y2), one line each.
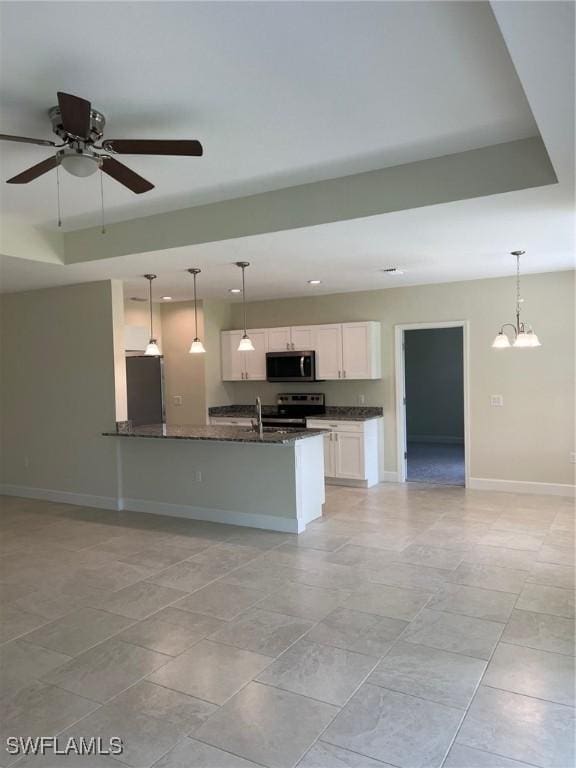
208 405 383 422
103 423 327 445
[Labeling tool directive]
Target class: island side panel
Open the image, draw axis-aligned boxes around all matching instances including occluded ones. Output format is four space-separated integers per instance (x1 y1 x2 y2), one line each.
295 435 325 526
119 438 302 533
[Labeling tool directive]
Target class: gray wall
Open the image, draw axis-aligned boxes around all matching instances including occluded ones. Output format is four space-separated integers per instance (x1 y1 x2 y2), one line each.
404 327 464 443
0 281 120 500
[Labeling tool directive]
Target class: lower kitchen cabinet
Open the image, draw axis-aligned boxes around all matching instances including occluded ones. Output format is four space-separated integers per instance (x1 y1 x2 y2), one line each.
307 418 381 488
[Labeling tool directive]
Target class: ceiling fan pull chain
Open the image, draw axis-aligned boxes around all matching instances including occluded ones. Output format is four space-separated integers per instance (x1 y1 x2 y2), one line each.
56 163 63 228
99 167 106 235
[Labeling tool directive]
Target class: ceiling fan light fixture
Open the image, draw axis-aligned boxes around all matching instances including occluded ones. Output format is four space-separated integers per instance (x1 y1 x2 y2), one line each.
59 151 100 177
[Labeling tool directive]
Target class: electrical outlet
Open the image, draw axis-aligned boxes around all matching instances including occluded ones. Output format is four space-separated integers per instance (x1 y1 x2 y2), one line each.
173 395 183 406
358 394 365 405
569 452 576 464
490 395 504 407
195 470 202 482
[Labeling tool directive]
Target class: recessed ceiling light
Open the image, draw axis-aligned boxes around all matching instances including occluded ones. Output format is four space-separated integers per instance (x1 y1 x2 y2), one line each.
229 288 241 294
381 268 405 275
161 296 173 301
307 279 322 285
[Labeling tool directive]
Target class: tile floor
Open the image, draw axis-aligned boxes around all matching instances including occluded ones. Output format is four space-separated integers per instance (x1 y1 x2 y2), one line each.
0 484 574 768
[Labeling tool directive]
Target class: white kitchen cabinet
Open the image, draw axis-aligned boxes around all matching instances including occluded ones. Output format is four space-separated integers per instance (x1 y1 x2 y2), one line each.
307 418 381 488
267 326 316 352
291 326 316 350
243 329 267 380
221 329 267 381
221 321 381 382
267 327 292 352
342 322 381 379
314 324 343 380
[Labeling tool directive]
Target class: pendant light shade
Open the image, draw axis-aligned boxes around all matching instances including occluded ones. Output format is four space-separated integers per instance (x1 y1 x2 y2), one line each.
236 261 254 352
143 274 160 356
187 268 206 354
492 332 511 349
144 340 161 356
189 339 206 354
491 251 542 350
238 335 255 352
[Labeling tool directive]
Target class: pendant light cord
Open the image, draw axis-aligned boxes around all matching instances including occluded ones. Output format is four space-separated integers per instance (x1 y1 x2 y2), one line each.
100 168 106 235
193 271 199 338
149 278 154 339
56 163 62 228
242 265 248 334
516 252 521 331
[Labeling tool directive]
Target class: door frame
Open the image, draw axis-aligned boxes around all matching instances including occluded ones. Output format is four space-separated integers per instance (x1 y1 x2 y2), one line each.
394 320 470 486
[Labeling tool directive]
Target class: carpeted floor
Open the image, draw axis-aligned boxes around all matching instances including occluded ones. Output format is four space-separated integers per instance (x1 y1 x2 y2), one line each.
407 441 465 485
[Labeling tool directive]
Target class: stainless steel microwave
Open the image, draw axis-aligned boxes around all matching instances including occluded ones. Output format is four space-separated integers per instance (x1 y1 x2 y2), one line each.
266 351 316 382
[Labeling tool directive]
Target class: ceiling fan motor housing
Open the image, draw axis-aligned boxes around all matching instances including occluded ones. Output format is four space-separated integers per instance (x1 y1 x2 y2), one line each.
49 105 106 145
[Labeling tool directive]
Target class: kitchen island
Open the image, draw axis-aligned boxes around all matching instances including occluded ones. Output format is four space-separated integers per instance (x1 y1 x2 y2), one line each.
104 423 327 533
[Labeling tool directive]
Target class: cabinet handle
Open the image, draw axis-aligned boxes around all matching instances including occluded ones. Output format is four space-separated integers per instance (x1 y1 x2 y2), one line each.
338 370 341 378
286 343 290 350
343 370 346 378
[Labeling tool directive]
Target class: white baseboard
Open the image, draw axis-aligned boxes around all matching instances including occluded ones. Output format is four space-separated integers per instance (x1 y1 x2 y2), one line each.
468 477 575 498
381 471 400 483
121 497 302 533
0 484 120 510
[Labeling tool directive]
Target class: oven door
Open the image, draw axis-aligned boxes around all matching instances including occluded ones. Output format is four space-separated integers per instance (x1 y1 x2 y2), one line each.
266 351 316 382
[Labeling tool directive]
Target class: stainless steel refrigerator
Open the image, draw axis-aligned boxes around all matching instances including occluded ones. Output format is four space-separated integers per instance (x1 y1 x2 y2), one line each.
126 355 165 426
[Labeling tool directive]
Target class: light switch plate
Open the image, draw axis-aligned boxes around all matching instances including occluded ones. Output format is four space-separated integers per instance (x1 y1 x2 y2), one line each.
173 395 183 406
490 395 504 407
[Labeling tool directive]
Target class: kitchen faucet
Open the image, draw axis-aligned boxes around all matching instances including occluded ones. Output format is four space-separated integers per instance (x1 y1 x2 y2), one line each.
253 396 264 439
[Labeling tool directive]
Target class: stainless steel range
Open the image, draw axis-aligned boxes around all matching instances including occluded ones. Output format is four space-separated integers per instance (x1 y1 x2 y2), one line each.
262 393 325 429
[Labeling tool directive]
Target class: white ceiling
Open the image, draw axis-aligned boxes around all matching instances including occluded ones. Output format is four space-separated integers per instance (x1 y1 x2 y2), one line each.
0 1 537 230
0 1 573 300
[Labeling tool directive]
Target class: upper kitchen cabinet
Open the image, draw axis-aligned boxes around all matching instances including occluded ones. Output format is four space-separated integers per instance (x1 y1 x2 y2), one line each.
221 329 267 381
341 322 381 379
267 326 316 351
315 322 381 380
315 324 344 380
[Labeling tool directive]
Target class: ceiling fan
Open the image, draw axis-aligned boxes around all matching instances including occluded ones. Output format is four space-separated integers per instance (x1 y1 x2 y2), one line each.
0 91 203 193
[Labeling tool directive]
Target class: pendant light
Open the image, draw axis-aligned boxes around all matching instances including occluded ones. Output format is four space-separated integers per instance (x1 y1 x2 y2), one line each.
492 251 541 349
187 268 206 354
143 274 161 356
236 261 255 352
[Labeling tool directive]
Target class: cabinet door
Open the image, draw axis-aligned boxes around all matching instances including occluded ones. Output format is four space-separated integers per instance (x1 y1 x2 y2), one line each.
334 431 365 479
323 432 336 477
243 329 267 380
315 324 343 380
221 331 245 381
291 326 315 351
267 327 292 352
341 322 379 379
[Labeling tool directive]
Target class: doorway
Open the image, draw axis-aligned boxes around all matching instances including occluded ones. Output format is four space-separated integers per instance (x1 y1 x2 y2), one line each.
395 322 469 486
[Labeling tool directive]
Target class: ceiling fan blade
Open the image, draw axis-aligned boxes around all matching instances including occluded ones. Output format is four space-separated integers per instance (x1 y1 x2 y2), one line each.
6 155 60 184
101 157 154 194
102 139 203 156
0 133 56 147
57 91 91 139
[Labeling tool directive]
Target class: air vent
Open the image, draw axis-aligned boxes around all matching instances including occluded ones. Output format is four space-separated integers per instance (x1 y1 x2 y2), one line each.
381 267 404 274
130 296 147 302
